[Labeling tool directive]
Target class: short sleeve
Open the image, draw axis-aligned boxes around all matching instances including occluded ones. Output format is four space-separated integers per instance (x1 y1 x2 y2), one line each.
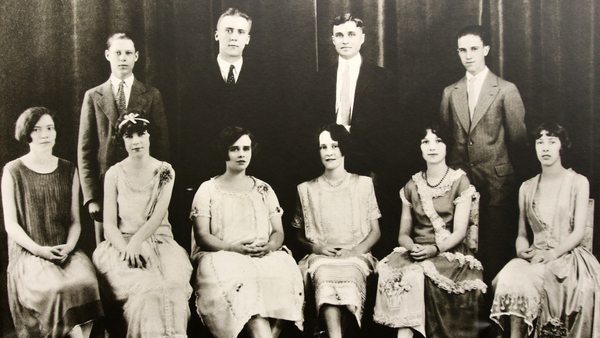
264 183 283 218
189 181 212 220
453 175 475 205
400 179 415 207
364 177 381 220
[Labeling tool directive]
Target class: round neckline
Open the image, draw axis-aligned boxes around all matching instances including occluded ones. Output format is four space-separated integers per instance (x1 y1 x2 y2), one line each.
18 157 59 175
212 175 257 194
317 173 352 191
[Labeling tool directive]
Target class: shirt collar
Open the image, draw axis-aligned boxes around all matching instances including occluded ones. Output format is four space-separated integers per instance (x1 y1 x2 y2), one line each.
110 73 134 88
338 53 362 69
217 55 244 74
466 66 489 83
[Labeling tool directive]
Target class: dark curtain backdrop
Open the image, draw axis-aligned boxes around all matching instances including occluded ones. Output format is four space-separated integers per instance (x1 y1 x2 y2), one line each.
0 0 598 336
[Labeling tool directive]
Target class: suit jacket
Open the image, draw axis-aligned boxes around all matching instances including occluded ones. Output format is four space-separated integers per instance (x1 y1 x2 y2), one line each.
179 59 279 191
440 70 527 206
307 60 397 175
77 78 170 205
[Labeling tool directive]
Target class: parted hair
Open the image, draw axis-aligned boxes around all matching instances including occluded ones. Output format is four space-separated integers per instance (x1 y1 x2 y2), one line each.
532 122 571 153
216 126 258 161
456 25 491 47
331 13 364 32
317 123 353 156
106 32 136 50
217 8 252 32
15 107 57 144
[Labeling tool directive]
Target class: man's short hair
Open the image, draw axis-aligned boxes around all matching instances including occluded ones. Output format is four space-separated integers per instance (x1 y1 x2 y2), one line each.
106 33 136 50
456 25 491 47
331 13 364 32
217 8 253 32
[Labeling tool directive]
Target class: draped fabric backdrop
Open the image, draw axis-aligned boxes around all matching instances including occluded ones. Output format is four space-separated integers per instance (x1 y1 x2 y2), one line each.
0 0 598 335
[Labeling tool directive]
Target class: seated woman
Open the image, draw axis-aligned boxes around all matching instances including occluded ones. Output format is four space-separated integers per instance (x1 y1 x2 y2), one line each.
293 123 381 338
373 123 486 338
2 107 103 338
490 122 600 338
190 126 304 338
92 110 192 337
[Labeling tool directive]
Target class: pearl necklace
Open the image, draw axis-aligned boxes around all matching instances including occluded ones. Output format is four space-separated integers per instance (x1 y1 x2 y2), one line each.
423 166 450 188
322 173 348 187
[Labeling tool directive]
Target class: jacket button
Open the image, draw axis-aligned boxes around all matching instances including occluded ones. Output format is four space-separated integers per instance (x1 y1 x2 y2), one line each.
469 140 474 146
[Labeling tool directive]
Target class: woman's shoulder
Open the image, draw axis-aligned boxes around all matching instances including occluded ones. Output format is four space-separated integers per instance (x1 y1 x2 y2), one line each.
297 177 319 190
568 169 589 185
3 158 23 173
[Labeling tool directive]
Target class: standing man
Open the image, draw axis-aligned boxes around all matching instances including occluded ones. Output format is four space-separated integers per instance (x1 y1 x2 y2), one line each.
440 25 527 286
78 33 170 245
308 13 397 178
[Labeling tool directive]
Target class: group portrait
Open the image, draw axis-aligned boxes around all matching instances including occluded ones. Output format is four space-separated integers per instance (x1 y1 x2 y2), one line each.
0 1 599 337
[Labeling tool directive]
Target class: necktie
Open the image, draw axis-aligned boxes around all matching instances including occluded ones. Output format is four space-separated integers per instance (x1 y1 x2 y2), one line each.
467 77 477 118
117 80 126 114
227 64 235 84
338 63 351 127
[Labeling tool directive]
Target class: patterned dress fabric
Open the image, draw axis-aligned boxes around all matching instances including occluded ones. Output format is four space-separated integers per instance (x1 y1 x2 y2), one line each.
491 170 600 338
374 169 486 338
190 177 304 338
93 162 192 338
5 158 103 338
293 174 380 326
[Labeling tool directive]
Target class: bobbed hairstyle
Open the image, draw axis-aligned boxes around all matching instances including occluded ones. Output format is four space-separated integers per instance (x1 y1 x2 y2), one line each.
217 126 258 161
217 8 253 32
106 32 136 50
418 122 455 150
331 13 364 32
317 123 352 156
114 109 151 148
15 107 57 144
456 25 491 47
531 122 571 153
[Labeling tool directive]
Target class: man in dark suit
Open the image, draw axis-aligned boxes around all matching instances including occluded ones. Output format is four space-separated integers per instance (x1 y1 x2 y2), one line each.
77 33 170 245
440 25 527 288
308 13 396 178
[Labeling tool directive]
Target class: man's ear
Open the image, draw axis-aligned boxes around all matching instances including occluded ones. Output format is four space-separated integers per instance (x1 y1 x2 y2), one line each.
134 51 139 62
215 31 219 41
105 49 110 61
246 34 250 45
483 45 490 56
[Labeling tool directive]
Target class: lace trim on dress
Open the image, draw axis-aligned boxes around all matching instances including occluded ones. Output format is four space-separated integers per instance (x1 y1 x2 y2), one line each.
439 251 484 270
378 264 423 297
189 206 210 219
421 260 487 294
453 185 476 205
490 292 539 336
413 169 467 245
399 188 411 207
373 312 423 328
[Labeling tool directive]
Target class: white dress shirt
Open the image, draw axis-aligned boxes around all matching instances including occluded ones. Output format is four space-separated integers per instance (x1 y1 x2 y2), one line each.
217 55 244 83
335 54 362 125
110 74 135 108
466 66 489 118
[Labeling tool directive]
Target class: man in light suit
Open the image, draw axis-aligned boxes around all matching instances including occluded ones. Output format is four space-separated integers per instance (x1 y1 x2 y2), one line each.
440 25 527 288
78 33 170 245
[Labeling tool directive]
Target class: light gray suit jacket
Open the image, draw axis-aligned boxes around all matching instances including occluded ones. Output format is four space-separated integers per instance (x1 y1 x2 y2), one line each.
440 70 527 206
77 78 169 206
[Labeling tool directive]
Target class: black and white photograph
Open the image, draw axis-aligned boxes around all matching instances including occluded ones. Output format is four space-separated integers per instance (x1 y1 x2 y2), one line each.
0 1 599 337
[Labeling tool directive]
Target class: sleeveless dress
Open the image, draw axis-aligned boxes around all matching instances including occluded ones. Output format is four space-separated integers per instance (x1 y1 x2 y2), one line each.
93 161 192 338
190 177 304 338
373 169 486 338
293 174 380 327
4 158 103 338
491 170 600 337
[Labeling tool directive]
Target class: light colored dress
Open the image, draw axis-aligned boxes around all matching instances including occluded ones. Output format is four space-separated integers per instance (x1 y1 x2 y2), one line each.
491 169 600 337
93 162 192 338
293 174 380 326
190 177 304 338
5 158 103 338
373 169 486 338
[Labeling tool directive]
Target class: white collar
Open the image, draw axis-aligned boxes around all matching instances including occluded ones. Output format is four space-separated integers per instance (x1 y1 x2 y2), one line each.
466 66 489 82
110 73 134 88
217 55 244 73
338 53 362 69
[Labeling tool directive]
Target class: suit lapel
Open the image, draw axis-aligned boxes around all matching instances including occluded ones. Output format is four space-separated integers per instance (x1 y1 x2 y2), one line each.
95 79 119 128
451 77 470 133
129 78 147 110
351 61 373 124
470 72 500 130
